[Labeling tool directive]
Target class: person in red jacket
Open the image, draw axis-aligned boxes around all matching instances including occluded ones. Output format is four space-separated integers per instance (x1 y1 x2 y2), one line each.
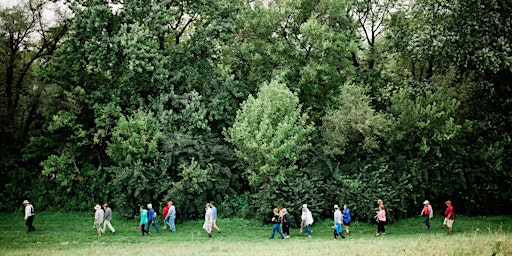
443 200 454 235
162 201 170 229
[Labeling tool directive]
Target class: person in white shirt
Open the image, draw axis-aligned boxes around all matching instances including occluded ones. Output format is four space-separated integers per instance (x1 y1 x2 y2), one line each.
23 200 35 232
301 204 314 238
203 203 213 238
333 205 344 239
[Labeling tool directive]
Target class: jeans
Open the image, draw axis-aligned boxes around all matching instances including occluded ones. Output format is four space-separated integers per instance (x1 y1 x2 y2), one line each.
146 220 160 232
270 223 284 239
305 224 312 236
164 216 169 227
424 216 431 229
169 216 176 232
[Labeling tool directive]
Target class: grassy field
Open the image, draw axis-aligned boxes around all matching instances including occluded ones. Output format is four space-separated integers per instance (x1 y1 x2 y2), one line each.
0 212 511 255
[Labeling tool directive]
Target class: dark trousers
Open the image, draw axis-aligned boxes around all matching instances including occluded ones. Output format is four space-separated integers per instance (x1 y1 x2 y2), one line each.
26 215 35 231
424 216 431 229
282 222 289 236
377 220 385 233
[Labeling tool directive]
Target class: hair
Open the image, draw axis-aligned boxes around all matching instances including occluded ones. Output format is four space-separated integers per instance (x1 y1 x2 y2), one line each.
377 199 383 204
273 208 279 213
379 204 385 210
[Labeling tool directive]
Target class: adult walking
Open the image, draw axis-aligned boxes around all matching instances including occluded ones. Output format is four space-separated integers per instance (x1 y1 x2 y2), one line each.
333 205 344 239
162 201 170 229
342 204 351 234
282 208 291 238
102 204 116 235
420 200 433 230
210 201 221 234
203 203 213 238
301 204 314 238
22 200 35 232
443 200 454 235
146 203 160 233
269 208 285 239
166 201 176 232
93 204 104 237
139 205 150 236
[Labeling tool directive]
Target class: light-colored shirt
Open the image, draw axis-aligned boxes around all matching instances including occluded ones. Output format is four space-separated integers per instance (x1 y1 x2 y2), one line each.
211 206 218 221
95 209 104 225
334 210 342 224
302 209 314 225
24 204 34 219
166 205 176 218
205 208 213 223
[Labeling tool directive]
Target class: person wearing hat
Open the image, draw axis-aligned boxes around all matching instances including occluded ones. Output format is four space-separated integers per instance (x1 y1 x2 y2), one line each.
146 203 160 233
333 205 344 239
165 201 176 232
443 200 454 235
203 203 213 238
22 200 35 232
102 204 116 235
93 204 104 237
420 200 433 230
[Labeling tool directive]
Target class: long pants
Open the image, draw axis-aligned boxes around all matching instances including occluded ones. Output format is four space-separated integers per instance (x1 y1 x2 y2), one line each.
140 224 149 236
377 220 385 233
305 224 312 236
282 222 289 236
26 215 35 232
270 223 285 239
103 219 116 233
334 222 343 238
169 216 176 232
146 220 160 232
424 216 431 229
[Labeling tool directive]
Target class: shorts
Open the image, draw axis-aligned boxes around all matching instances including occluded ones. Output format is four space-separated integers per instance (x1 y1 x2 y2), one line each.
443 218 454 227
343 220 351 226
203 222 212 229
95 223 102 229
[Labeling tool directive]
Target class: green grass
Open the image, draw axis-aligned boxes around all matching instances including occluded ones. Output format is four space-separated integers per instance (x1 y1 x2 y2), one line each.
0 212 511 255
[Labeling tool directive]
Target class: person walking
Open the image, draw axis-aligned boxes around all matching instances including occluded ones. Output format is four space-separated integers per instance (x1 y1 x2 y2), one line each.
301 204 314 238
166 201 176 232
342 204 351 234
333 205 344 239
443 200 454 235
375 204 386 236
162 201 170 230
102 204 116 235
420 200 433 230
282 208 291 238
146 203 160 233
210 201 221 234
93 205 104 237
139 205 150 236
22 200 35 232
203 203 213 238
269 208 285 239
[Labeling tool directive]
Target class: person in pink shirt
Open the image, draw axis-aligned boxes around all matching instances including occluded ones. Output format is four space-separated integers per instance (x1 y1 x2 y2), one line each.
375 204 386 236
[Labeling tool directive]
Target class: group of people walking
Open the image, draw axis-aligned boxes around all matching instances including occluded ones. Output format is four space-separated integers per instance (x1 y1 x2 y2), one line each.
21 198 455 238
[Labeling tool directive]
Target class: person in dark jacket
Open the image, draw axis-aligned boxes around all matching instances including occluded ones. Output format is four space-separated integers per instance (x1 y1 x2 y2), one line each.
269 208 285 239
282 208 291 238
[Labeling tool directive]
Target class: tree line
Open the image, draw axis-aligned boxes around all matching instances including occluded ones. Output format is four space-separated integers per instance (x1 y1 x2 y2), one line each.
1 0 510 225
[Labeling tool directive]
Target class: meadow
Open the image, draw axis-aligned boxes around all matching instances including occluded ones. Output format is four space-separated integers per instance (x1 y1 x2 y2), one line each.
0 212 511 256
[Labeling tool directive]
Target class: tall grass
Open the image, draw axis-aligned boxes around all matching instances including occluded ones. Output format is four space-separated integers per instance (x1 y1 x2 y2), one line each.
0 212 510 255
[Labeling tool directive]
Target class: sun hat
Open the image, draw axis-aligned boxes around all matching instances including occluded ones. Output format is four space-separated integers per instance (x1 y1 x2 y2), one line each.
94 204 101 210
22 200 30 204
334 204 339 209
423 200 429 204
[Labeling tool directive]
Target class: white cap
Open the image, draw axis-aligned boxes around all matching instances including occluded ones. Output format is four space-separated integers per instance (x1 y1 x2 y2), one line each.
423 200 429 205
302 204 307 208
334 204 339 209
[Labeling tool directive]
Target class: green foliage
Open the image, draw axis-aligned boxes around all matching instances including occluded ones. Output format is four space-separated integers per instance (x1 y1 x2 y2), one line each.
220 192 255 219
226 79 314 188
322 83 391 156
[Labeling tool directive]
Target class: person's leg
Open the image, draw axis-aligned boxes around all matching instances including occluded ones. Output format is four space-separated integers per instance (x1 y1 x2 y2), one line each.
270 224 277 238
107 220 116 233
170 216 176 232
26 216 33 231
424 216 430 230
153 220 160 232
277 225 285 239
141 224 145 236
103 220 107 234
305 225 312 236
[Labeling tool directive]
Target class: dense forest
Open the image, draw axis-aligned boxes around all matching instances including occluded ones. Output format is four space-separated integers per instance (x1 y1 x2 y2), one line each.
1 0 511 225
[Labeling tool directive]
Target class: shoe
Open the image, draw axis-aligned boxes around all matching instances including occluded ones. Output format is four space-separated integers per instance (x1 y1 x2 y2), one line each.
208 233 212 238
346 230 349 233
308 235 311 238
285 235 290 238
375 233 379 236
218 230 222 234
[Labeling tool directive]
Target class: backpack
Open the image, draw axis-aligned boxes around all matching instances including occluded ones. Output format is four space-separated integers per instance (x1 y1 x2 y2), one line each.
30 205 34 214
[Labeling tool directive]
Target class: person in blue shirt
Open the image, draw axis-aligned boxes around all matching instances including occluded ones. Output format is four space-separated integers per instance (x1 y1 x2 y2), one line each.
210 201 222 234
165 201 176 232
146 203 160 233
342 204 351 234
